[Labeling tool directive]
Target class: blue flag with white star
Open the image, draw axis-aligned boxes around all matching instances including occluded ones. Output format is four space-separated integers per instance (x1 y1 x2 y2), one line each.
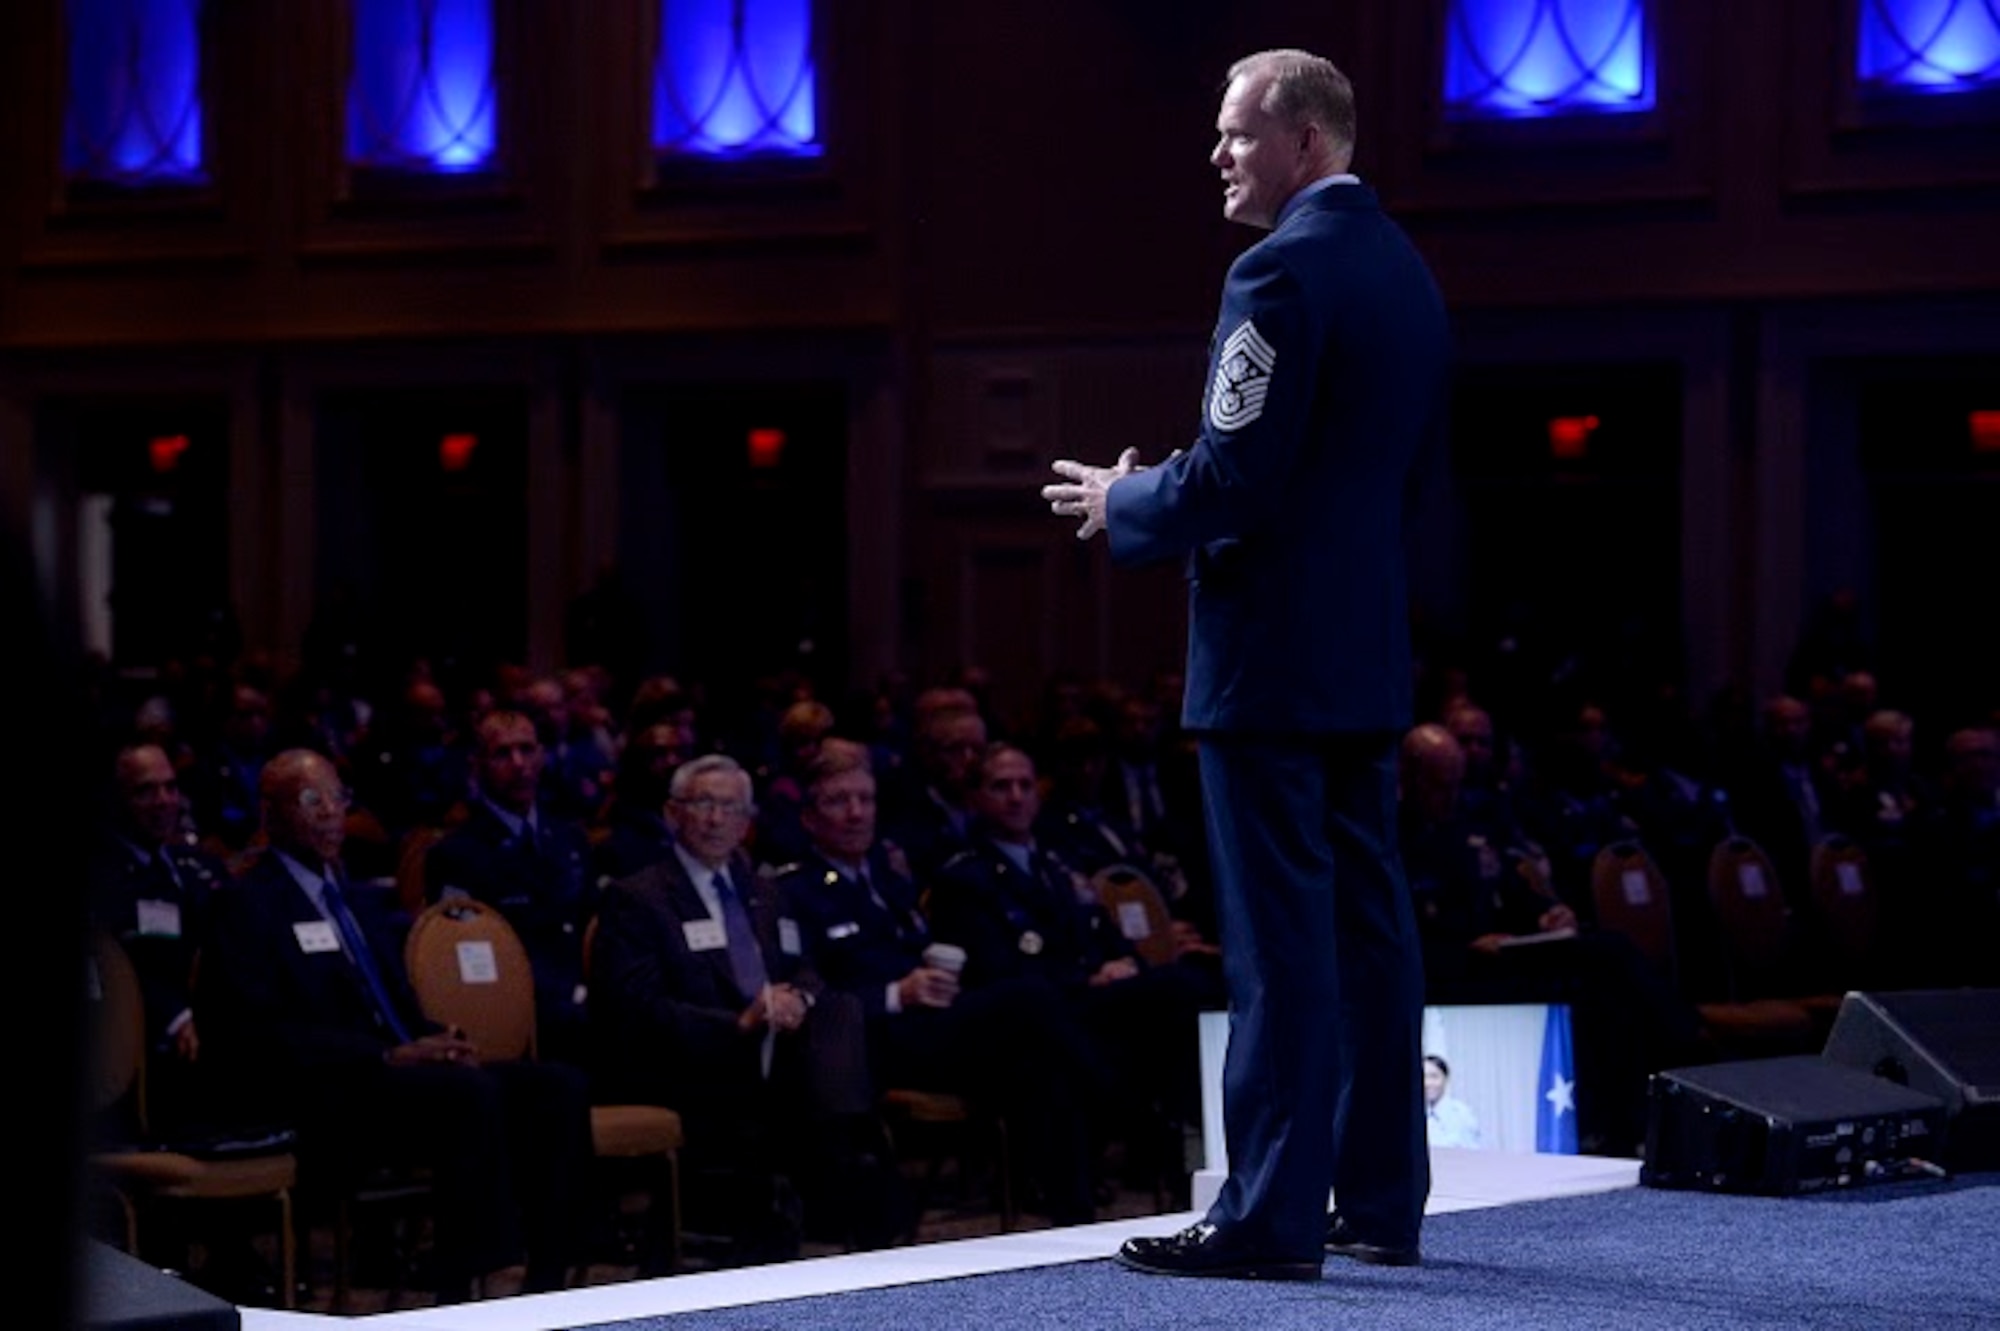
1536 1003 1578 1154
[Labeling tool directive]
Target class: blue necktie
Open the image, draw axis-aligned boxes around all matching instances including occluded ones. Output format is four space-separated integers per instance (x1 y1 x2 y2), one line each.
322 876 414 1044
712 870 768 999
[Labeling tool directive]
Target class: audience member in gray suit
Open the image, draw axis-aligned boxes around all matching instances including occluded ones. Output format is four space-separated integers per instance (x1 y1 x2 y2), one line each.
590 753 894 1257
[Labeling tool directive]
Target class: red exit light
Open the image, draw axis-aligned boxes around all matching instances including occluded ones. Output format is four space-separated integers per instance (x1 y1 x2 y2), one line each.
440 433 479 472
1971 411 2000 454
148 434 190 473
1548 415 1600 460
748 427 787 469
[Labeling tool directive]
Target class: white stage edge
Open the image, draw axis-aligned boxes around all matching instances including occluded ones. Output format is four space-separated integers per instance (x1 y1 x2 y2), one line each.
238 1147 1641 1330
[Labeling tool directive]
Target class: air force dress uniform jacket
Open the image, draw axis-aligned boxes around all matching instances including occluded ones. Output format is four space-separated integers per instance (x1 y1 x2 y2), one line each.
1106 182 1450 736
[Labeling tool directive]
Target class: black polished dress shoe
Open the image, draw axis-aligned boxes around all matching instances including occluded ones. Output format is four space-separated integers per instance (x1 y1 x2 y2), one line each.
1116 1222 1322 1281
1323 1213 1421 1267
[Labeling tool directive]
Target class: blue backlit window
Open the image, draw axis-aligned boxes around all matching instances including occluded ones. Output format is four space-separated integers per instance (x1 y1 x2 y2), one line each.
347 0 497 174
1444 0 1654 121
62 0 207 185
653 0 821 159
1858 0 2000 93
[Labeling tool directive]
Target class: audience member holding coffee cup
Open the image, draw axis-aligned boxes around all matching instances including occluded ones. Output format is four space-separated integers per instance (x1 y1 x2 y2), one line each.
773 737 1113 1226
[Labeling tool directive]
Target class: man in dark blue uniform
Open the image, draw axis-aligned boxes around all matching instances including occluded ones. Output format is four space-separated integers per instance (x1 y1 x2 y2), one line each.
425 709 596 1065
1046 47 1450 1280
774 738 1107 1226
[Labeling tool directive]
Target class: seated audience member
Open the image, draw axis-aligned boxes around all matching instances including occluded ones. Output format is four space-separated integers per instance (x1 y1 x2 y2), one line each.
589 718 687 885
87 741 230 1135
1517 698 1641 920
774 738 1108 1226
589 754 888 1258
1398 723 1702 1157
185 683 276 855
1401 725 1576 994
928 743 1215 1188
520 673 613 824
1726 695 1839 910
1442 699 1531 847
424 709 596 1065
1101 691 1206 886
1422 1055 1481 1150
1912 726 2000 987
1036 715 1221 967
878 696 990 881
1831 708 1933 909
197 749 593 1301
752 698 839 873
349 677 471 841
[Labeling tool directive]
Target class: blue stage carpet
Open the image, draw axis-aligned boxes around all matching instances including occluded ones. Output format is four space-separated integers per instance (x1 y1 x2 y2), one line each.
597 1174 2000 1331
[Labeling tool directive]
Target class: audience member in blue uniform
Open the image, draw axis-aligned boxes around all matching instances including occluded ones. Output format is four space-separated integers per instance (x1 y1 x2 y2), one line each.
929 742 1212 1201
424 709 596 1065
775 738 1109 1225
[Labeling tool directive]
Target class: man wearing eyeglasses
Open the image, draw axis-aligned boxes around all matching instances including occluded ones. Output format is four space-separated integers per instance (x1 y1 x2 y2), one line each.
425 708 597 1065
199 748 593 1301
591 753 879 1261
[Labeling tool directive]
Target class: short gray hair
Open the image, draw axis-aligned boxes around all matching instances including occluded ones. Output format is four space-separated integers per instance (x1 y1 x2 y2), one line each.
669 752 755 809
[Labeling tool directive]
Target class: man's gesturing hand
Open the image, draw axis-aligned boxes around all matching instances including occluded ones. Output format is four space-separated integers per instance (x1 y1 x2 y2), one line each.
1042 447 1141 540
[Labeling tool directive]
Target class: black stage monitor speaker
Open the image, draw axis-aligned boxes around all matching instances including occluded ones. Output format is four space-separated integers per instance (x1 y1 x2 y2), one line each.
1642 1054 1948 1196
81 1240 239 1331
1821 988 2000 1173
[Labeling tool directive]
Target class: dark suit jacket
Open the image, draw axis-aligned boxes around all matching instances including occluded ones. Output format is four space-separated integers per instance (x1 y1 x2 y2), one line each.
589 803 678 886
590 847 861 1115
87 834 228 1050
1107 182 1450 735
198 851 432 1117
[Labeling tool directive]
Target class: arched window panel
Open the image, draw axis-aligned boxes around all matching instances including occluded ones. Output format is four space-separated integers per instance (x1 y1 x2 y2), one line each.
62 0 207 186
1443 0 1654 121
347 0 499 174
653 0 822 160
1858 0 2000 94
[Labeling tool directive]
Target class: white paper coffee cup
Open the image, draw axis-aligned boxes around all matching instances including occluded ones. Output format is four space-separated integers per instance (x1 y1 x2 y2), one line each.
922 942 967 975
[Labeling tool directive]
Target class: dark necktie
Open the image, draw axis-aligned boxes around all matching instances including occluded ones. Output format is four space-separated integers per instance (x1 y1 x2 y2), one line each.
858 865 904 940
712 869 768 999
322 876 414 1044
146 847 181 901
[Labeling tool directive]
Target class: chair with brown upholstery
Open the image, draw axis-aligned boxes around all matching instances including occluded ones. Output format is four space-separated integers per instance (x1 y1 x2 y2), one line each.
1808 833 1883 993
87 932 300 1309
1588 840 1815 1053
1091 863 1180 969
1705 835 1807 1000
877 1086 1015 1236
1588 840 1677 980
393 825 451 917
436 903 687 1277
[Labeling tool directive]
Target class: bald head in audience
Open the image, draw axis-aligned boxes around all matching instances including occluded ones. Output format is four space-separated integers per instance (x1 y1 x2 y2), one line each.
1399 723 1465 824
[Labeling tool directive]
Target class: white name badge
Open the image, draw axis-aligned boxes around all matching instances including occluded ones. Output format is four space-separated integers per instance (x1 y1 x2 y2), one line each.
778 918 802 956
1117 901 1153 940
135 898 183 938
827 921 860 941
455 939 498 984
683 918 727 952
294 920 342 954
